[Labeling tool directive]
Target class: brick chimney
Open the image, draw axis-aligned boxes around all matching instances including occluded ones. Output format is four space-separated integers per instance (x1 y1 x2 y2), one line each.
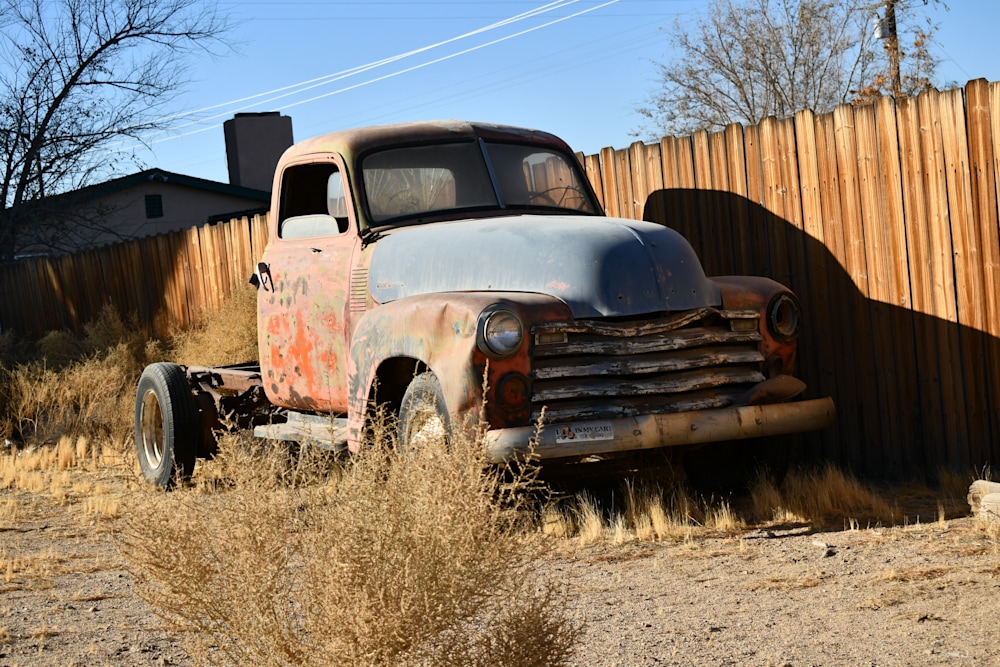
224 112 294 192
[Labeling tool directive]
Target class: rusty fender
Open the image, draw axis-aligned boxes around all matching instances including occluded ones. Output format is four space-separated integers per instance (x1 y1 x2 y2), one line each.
713 275 800 375
485 397 836 462
345 291 574 450
346 293 483 448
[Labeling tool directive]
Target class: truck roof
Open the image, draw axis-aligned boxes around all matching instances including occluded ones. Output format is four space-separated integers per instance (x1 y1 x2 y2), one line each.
277 120 576 165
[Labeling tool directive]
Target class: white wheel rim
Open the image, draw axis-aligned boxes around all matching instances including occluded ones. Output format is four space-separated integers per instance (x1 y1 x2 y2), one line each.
139 389 165 468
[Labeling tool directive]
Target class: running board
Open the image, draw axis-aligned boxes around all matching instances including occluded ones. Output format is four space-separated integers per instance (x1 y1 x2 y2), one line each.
254 412 349 452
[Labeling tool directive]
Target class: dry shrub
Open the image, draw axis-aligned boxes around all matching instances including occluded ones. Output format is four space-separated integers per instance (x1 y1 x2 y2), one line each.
3 343 142 446
750 463 898 526
170 284 258 366
35 330 84 367
0 306 152 448
120 425 578 667
544 482 743 544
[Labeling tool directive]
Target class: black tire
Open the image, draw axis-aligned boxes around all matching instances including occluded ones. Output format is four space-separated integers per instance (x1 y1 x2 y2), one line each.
397 372 450 449
134 362 198 489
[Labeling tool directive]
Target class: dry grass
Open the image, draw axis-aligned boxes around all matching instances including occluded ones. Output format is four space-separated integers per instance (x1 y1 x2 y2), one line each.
747 575 822 591
542 482 745 545
120 425 579 667
0 285 255 467
544 461 908 545
0 307 151 448
876 566 951 583
169 283 258 366
750 463 898 527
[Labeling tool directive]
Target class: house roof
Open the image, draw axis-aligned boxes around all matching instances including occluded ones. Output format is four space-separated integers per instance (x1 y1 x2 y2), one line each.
69 168 271 204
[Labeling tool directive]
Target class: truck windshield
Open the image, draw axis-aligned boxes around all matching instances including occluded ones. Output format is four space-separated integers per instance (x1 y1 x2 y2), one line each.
362 140 599 225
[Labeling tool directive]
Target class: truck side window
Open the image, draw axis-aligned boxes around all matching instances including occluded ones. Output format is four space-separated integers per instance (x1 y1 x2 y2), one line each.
278 163 349 238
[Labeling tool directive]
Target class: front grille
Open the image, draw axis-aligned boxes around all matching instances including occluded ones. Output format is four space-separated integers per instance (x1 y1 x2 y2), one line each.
529 307 764 423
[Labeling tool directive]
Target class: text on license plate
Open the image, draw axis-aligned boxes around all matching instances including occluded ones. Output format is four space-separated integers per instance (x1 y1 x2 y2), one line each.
555 421 614 443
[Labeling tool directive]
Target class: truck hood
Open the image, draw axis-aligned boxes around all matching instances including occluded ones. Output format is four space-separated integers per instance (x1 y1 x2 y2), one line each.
367 215 721 318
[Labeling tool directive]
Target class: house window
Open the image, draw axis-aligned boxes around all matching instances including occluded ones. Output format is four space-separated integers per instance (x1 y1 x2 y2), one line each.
145 194 164 219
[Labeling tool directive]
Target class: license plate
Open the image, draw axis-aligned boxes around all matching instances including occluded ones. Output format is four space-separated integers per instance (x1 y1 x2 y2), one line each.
555 421 614 443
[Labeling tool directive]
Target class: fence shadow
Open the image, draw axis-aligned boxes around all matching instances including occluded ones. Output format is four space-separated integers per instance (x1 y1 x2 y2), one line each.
645 188 999 480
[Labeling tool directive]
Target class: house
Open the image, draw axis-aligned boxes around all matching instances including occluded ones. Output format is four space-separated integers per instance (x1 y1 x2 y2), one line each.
16 112 292 257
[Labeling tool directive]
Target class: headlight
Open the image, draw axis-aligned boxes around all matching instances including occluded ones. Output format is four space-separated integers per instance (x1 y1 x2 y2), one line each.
478 308 523 358
767 293 801 342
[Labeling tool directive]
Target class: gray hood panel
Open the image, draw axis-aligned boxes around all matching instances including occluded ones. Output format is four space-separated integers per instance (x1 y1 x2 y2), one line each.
368 216 720 318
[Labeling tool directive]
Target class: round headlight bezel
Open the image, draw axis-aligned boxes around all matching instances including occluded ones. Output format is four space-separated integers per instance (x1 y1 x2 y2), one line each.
767 293 801 342
477 308 524 359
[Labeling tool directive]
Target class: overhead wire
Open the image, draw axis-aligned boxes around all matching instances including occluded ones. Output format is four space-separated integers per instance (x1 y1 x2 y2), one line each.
116 0 587 141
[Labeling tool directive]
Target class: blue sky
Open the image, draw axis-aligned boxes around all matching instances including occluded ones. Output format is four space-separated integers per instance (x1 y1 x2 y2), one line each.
137 0 999 185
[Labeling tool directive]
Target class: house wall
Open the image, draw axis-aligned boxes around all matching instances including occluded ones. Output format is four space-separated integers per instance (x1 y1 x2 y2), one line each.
70 180 267 250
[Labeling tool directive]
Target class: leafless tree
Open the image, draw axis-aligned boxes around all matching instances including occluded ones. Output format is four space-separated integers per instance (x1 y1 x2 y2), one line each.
0 0 230 262
635 0 939 138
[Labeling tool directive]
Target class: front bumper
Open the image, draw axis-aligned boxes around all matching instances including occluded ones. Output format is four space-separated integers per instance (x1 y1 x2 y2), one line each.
484 397 835 462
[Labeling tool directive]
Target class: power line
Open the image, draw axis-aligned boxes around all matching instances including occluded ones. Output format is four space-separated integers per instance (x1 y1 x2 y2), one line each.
112 0 586 145
116 0 625 154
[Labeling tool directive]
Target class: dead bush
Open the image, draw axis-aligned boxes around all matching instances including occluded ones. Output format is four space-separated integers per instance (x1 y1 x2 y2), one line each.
170 283 258 366
0 307 151 448
119 424 578 667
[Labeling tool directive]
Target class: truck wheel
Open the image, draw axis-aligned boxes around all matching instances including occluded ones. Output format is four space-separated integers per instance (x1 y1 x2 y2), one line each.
134 363 197 489
398 372 450 449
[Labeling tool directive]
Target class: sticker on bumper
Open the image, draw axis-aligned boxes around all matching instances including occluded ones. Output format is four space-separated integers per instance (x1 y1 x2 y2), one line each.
555 421 614 443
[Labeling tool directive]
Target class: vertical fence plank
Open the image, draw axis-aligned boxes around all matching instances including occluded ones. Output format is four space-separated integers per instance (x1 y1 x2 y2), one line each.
969 79 1000 463
794 109 841 458
939 87 990 469
855 102 906 475
691 130 722 274
723 123 754 276
584 154 605 211
599 147 620 218
613 148 634 221
655 135 696 244
854 102 897 473
896 96 946 469
918 88 969 470
873 95 921 476
707 128 737 275
832 102 887 473
639 142 664 222
742 124 773 278
812 109 863 467
627 142 647 221
757 118 794 293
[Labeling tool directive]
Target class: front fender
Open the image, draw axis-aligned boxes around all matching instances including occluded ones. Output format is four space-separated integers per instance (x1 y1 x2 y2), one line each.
712 276 799 375
345 291 574 449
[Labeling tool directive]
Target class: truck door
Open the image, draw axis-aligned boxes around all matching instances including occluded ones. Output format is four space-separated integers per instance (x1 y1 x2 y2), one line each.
258 157 358 413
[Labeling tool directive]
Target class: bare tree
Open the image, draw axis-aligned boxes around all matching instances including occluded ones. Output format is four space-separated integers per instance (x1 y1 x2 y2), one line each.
853 0 940 103
0 0 230 262
635 0 939 138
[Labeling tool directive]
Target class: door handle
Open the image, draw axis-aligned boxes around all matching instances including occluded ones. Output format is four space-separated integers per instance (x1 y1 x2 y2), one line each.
250 261 273 292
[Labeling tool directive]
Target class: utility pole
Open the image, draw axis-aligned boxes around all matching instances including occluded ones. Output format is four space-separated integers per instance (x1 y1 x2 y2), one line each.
883 0 902 98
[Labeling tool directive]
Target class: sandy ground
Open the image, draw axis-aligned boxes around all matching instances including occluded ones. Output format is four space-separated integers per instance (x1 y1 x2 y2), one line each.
1 469 998 667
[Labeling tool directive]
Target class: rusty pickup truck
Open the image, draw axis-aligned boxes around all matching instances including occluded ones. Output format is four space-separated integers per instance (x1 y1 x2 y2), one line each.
134 120 835 488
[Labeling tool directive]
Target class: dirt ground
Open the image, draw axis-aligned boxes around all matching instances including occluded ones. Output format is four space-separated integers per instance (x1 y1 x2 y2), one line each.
1 467 998 667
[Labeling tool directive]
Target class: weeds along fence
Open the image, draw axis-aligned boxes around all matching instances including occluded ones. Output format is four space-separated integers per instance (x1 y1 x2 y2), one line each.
1 79 1000 477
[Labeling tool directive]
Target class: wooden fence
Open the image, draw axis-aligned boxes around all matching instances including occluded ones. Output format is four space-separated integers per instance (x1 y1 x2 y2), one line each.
583 79 1000 478
0 214 268 338
2 79 1000 477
